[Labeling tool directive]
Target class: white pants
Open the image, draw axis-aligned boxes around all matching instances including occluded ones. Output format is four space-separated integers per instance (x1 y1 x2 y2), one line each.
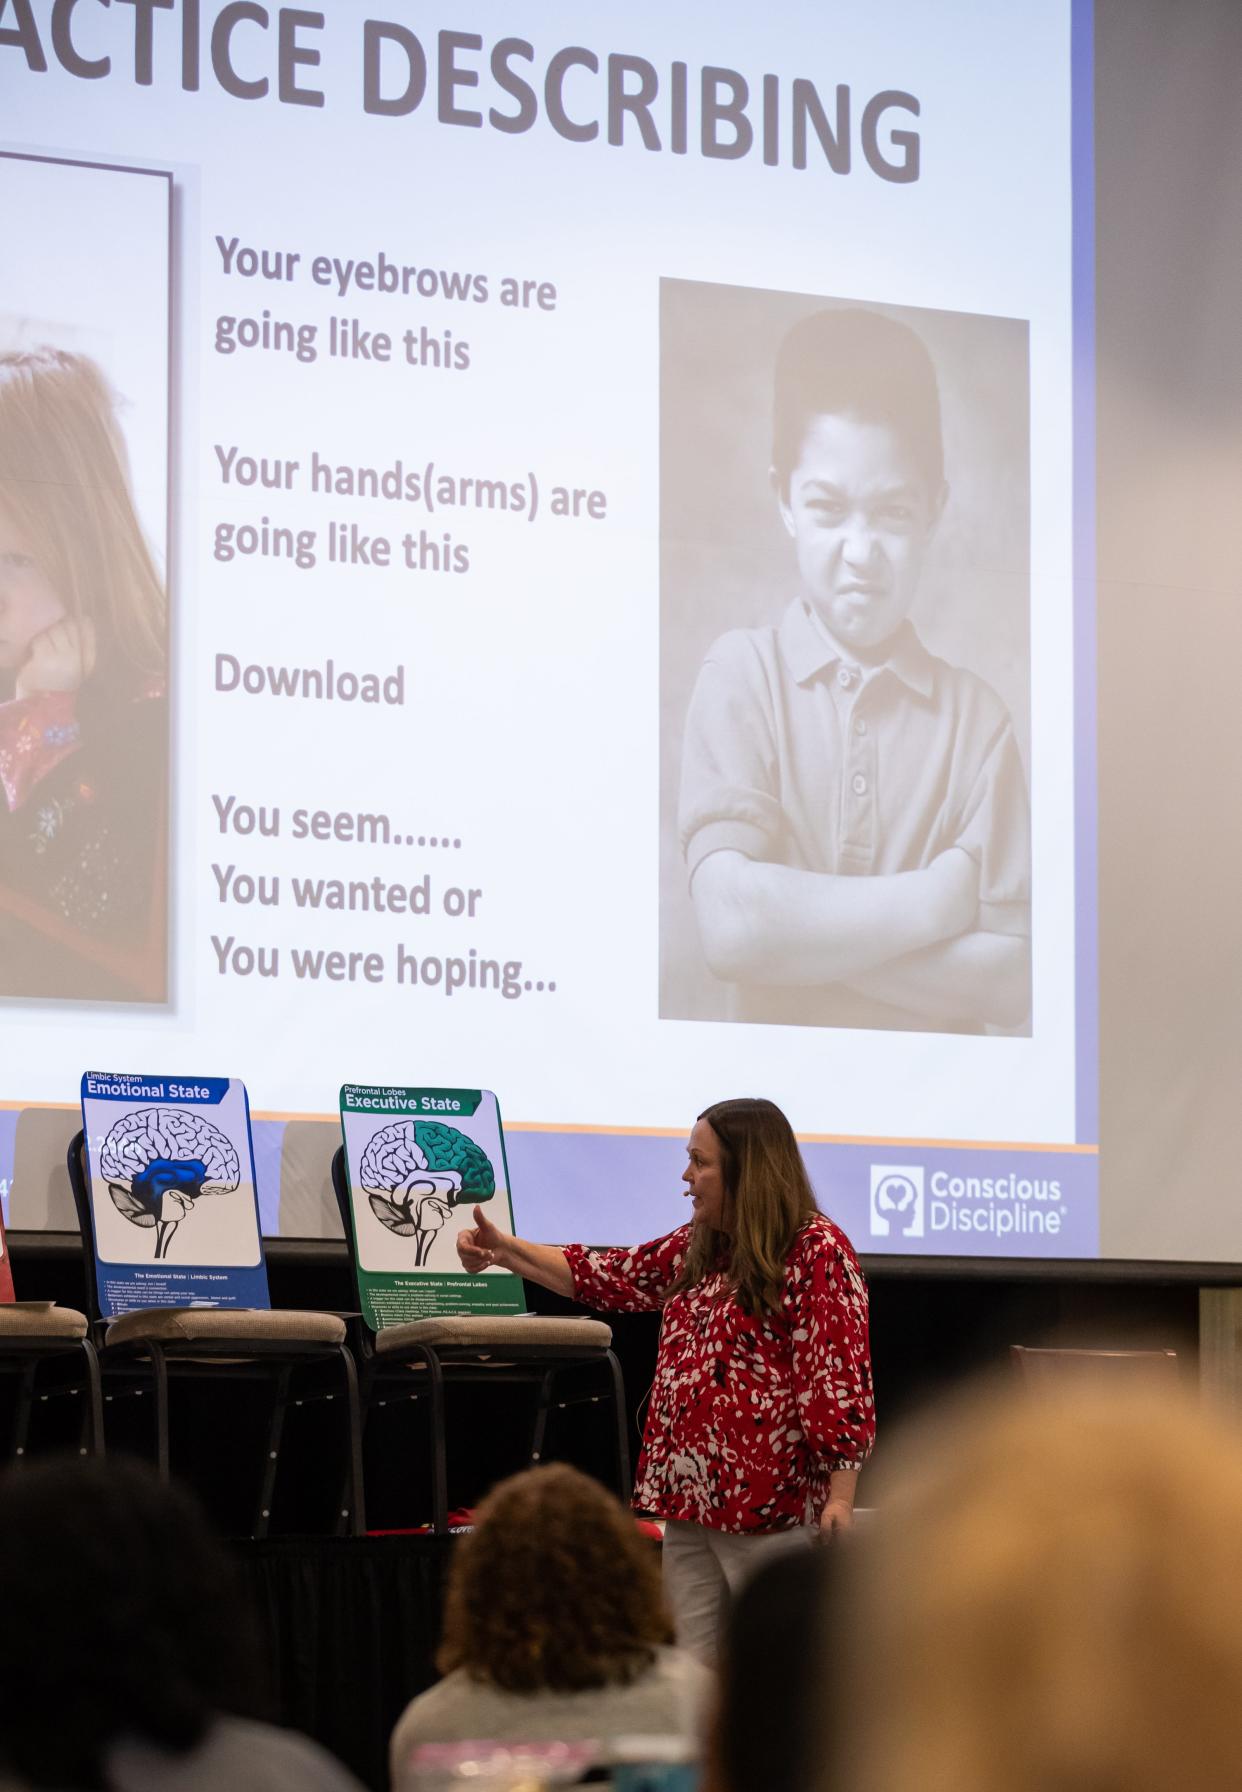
660 1519 816 1665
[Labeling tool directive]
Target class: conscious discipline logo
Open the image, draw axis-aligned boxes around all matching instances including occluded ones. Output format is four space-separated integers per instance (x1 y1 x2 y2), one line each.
869 1165 925 1238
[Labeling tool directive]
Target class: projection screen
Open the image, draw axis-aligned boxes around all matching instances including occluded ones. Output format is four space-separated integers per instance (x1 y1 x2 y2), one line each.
2 0 1231 1270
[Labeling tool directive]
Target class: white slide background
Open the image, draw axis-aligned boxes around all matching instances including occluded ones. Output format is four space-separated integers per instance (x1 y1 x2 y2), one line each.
1 2 1078 1153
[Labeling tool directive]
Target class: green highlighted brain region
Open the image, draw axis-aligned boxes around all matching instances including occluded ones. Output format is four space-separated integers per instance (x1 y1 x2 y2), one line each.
359 1119 496 1267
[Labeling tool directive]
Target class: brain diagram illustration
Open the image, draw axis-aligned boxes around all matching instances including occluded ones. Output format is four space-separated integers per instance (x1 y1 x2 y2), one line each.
100 1107 241 1261
359 1120 496 1266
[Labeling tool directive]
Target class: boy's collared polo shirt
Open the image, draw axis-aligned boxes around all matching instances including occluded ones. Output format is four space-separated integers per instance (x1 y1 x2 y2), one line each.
678 598 1031 1033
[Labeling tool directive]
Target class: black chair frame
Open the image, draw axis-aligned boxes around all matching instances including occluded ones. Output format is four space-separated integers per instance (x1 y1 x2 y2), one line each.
0 1330 104 1463
331 1146 631 1533
68 1131 365 1536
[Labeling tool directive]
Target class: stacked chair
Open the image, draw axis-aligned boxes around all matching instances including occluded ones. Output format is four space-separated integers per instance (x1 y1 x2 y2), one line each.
67 1123 365 1536
331 1145 630 1533
0 1200 103 1462
7 1076 635 1539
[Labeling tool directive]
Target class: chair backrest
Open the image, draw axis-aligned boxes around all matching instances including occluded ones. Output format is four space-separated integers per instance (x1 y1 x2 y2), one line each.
1011 1344 1180 1387
74 1072 271 1320
336 1085 525 1331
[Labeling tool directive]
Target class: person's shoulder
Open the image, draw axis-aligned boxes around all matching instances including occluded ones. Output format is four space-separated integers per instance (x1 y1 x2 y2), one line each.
917 638 1015 734
650 1643 715 1696
696 620 784 685
78 679 167 770
613 1648 714 1734
109 1715 365 1792
394 1667 475 1723
628 1223 692 1258
626 1223 693 1281
796 1210 855 1248
792 1213 865 1274
416 1664 472 1696
119 682 168 736
390 1670 486 1766
222 1717 365 1787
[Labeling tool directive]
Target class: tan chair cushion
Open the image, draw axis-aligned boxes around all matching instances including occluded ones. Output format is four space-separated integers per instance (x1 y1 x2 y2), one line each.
0 1305 89 1341
374 1314 612 1354
106 1306 346 1347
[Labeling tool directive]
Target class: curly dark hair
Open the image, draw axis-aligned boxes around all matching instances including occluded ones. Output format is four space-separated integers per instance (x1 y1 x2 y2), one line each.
0 1455 266 1789
437 1464 673 1693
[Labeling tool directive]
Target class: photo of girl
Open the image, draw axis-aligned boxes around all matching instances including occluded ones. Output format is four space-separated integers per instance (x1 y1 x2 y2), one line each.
0 348 168 1003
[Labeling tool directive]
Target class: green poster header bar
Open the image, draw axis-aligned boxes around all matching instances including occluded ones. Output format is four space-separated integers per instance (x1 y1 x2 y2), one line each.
341 1085 483 1117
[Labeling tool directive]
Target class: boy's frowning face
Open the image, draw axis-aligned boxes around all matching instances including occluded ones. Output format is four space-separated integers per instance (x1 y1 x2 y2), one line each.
776 411 945 660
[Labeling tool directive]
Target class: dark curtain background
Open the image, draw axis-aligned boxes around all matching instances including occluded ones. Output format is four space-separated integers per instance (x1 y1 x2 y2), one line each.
236 1535 452 1792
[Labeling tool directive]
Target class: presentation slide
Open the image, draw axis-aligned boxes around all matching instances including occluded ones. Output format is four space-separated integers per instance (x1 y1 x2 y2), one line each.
0 1 1097 1261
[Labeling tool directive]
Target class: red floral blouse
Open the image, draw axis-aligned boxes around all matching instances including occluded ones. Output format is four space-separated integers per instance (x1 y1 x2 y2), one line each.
0 690 82 812
564 1214 874 1535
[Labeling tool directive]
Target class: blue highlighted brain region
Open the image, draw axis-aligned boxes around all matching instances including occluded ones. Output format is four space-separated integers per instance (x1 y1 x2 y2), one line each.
100 1107 241 1261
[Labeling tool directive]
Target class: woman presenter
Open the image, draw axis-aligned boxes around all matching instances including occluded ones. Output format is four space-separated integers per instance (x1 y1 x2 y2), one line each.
456 1095 875 1661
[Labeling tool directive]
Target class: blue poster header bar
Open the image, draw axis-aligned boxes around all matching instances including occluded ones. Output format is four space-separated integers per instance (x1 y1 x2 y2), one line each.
82 1073 231 1106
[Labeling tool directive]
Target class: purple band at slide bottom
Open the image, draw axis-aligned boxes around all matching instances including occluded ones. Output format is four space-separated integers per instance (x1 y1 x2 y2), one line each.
0 1116 1097 1262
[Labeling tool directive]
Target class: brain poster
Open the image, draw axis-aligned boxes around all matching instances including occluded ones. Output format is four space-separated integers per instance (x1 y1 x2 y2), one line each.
339 1086 523 1328
80 1073 269 1316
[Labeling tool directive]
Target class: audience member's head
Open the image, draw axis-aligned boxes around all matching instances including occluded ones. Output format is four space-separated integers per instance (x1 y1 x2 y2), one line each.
832 1380 1242 1792
707 1545 837 1792
438 1463 674 1692
0 1455 265 1789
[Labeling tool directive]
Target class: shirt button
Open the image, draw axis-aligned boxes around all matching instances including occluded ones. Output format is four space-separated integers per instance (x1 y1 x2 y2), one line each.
837 665 855 688
854 717 868 737
852 773 868 796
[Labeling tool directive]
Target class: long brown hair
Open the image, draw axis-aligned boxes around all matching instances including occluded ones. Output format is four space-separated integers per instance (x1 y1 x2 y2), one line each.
0 347 166 690
672 1097 819 1316
437 1464 674 1692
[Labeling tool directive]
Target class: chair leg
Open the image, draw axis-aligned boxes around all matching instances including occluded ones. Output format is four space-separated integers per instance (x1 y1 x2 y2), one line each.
340 1355 375 1537
604 1349 632 1497
528 1369 556 1467
79 1338 105 1458
9 1360 37 1465
149 1343 171 1482
337 1345 366 1538
422 1347 449 1535
253 1362 294 1538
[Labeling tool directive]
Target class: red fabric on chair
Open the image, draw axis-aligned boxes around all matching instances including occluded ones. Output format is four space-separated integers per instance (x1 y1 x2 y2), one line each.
0 1204 15 1303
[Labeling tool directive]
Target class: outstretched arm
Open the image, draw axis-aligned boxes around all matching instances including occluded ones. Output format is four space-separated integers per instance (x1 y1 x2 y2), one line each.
457 1205 576 1296
459 1212 691 1314
690 846 979 987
